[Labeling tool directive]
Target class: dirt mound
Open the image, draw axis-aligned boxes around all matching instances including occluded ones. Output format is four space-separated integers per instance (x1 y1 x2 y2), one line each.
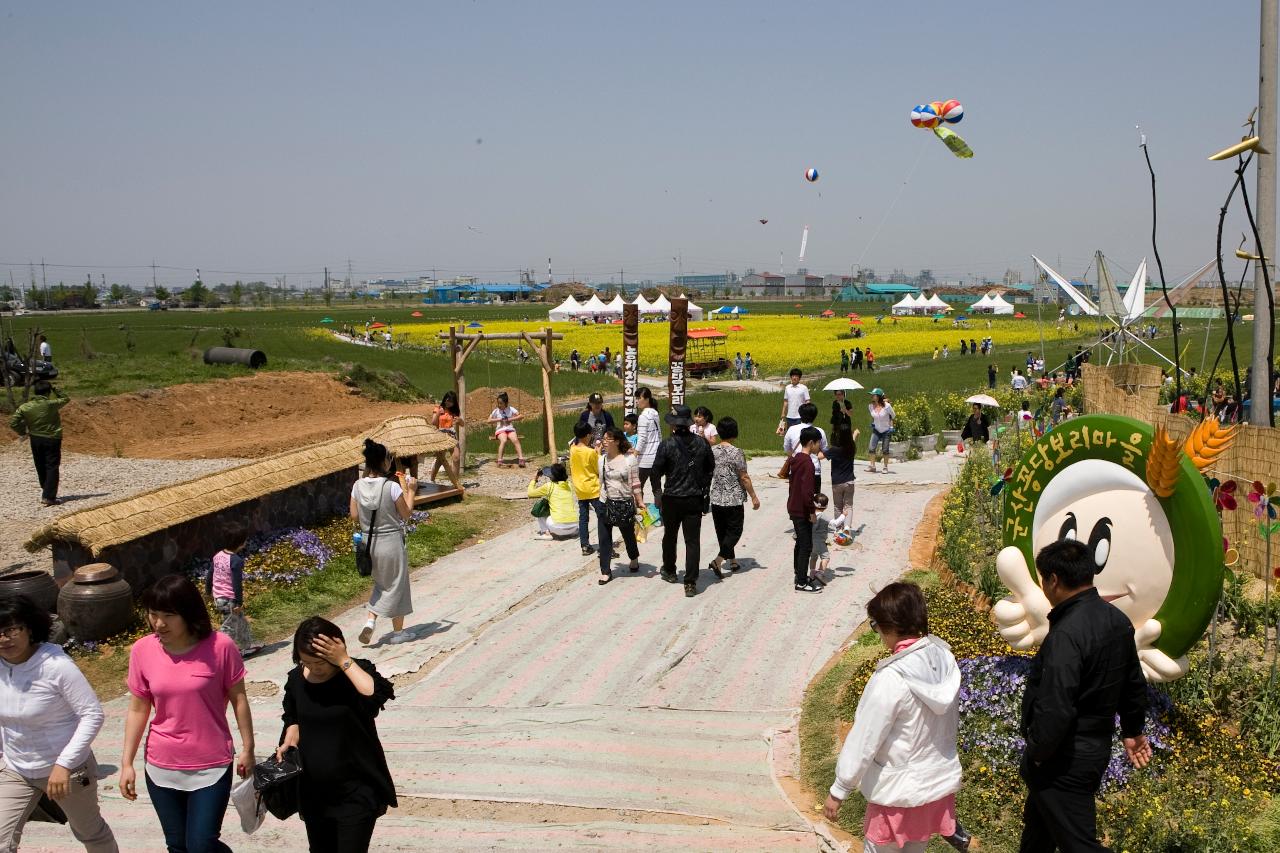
42 372 428 459
464 387 545 424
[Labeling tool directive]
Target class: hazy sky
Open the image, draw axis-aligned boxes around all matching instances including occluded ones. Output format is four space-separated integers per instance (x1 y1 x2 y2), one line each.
1 1 1273 288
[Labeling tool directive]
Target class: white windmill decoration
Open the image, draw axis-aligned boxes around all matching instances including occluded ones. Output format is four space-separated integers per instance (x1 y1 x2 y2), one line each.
1032 253 1215 372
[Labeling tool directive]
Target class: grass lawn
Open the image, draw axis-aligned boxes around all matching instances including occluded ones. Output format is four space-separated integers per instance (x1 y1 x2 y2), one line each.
71 495 489 700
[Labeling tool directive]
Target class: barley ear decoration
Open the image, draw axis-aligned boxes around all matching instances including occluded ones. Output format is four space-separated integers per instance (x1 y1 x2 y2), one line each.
1146 426 1183 498
1183 417 1238 473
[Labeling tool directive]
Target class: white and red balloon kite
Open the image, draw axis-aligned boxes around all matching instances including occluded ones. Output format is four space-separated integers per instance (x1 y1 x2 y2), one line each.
910 100 972 158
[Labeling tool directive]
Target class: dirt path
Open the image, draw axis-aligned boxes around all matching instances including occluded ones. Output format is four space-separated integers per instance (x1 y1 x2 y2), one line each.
25 454 959 851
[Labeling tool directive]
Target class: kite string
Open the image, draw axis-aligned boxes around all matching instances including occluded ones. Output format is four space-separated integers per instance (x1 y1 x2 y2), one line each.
854 137 928 268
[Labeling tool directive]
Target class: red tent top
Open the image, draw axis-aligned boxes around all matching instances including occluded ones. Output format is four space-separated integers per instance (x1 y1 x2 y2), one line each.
368 322 388 329
729 324 745 331
820 309 835 317
847 312 860 318
849 318 863 324
410 311 423 317
611 318 623 324
687 327 727 339
1014 312 1027 318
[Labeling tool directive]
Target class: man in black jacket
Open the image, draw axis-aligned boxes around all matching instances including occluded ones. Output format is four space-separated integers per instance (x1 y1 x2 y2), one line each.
650 405 714 597
1019 538 1151 852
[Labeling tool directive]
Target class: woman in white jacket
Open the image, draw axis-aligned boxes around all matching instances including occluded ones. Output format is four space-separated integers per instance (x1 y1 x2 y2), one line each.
0 595 116 852
823 582 974 853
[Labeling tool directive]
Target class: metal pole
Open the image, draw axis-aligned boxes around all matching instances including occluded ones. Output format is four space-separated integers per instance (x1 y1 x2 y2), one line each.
1254 0 1278 424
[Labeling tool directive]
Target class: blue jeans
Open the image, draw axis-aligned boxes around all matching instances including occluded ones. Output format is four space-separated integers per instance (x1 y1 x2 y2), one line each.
577 498 603 548
146 766 233 853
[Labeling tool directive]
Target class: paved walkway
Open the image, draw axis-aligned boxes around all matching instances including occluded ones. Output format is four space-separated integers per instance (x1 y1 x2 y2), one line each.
25 454 959 852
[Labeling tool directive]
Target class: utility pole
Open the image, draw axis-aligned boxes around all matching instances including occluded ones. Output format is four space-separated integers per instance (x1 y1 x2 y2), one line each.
324 266 329 302
151 260 158 293
1253 0 1278 425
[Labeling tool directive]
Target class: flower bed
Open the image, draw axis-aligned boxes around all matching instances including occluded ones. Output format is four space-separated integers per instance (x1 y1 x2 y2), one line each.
820 577 1280 851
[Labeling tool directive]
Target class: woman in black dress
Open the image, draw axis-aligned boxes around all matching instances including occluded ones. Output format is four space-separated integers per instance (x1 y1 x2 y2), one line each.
277 617 396 853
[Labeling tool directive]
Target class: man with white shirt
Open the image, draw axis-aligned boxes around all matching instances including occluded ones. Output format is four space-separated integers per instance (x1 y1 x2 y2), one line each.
1012 369 1028 392
776 368 810 435
38 334 51 364
781 402 828 494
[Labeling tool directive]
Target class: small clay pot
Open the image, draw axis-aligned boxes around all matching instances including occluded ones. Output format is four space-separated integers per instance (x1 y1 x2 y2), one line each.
0 570 59 614
58 563 135 643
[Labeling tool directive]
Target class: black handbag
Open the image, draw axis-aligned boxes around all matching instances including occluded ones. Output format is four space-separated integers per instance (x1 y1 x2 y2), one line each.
355 481 388 577
253 746 304 821
605 497 634 527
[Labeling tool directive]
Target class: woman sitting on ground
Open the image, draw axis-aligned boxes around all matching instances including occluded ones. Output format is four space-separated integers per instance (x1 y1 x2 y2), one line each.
528 463 578 540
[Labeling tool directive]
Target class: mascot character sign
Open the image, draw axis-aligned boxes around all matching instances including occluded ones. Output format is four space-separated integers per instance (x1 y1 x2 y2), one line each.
993 413 1237 682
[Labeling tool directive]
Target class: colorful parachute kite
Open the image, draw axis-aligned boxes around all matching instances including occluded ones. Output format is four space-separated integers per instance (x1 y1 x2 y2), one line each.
910 100 972 159
804 168 819 182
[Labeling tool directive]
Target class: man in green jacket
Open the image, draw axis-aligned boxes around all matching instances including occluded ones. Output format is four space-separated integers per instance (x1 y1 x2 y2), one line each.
8 380 69 506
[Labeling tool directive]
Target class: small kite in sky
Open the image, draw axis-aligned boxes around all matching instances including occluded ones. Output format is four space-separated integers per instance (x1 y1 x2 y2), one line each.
759 218 768 225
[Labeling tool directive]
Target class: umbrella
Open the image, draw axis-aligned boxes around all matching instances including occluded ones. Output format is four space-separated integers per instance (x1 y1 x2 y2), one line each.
846 312 859 318
729 324 745 331
410 311 423 317
1014 312 1027 318
368 322 387 329
823 378 865 391
965 394 1000 407
849 318 863 325
794 303 803 308
467 321 483 328
956 315 967 320
320 317 334 324
820 309 835 317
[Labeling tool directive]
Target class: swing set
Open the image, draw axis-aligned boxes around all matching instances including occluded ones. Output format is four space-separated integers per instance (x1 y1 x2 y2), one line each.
437 326 565 467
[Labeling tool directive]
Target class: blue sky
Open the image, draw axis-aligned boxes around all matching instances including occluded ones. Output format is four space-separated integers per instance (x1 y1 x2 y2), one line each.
0 1 1271 288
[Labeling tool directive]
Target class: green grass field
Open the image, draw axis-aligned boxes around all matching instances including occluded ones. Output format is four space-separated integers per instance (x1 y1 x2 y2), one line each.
3 301 1272 457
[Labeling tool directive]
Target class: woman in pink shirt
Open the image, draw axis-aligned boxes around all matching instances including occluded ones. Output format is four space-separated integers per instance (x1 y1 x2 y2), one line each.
119 575 255 853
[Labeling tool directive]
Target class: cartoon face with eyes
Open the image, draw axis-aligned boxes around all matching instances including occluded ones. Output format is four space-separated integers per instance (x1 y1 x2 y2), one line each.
991 414 1229 683
1031 460 1175 629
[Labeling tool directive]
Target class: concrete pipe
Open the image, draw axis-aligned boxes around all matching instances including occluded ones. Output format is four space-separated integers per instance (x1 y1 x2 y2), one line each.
203 347 267 368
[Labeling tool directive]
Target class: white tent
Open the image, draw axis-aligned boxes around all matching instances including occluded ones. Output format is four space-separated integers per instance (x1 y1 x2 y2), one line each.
649 294 672 314
632 294 653 313
548 295 582 322
923 294 952 312
603 294 626 314
891 294 918 315
579 294 610 315
970 293 996 311
986 293 1015 315
681 295 705 321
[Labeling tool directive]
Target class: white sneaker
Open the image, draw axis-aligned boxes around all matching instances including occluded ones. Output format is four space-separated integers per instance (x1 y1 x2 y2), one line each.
385 630 415 645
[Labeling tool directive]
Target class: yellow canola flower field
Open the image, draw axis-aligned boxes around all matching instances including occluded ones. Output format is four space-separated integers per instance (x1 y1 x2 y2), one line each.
397 315 1056 375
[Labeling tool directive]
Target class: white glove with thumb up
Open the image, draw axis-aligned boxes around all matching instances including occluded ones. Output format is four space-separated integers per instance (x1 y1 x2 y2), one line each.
991 545 1052 650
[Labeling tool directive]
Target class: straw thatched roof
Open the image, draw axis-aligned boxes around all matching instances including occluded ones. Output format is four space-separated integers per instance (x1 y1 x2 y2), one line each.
25 416 454 556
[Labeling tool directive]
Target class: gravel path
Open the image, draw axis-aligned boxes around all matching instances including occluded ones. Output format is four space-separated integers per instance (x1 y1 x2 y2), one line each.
0 440 245 574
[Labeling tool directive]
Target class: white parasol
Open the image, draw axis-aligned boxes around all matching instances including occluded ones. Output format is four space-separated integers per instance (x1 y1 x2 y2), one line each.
965 394 1000 407
823 378 865 391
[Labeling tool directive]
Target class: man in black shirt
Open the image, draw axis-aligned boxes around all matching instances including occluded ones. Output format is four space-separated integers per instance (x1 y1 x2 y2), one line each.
1019 538 1151 852
650 405 714 597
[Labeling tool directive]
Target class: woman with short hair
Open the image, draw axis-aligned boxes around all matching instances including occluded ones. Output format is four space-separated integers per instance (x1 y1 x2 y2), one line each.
120 574 254 853
352 438 416 646
708 416 760 576
823 582 973 852
0 595 117 852
277 617 396 853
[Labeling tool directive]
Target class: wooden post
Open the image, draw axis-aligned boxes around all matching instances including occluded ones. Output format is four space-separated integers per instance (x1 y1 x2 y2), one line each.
543 327 556 456
450 326 465 466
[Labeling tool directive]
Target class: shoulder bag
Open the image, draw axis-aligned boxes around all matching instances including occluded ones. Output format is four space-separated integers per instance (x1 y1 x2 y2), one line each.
356 480 388 577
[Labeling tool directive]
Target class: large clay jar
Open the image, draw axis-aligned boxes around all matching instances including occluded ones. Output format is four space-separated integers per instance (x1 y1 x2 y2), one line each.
0 570 59 613
58 564 134 643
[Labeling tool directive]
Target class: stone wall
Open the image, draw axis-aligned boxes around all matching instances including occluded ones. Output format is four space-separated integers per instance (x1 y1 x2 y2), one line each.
1082 363 1280 579
52 467 357 593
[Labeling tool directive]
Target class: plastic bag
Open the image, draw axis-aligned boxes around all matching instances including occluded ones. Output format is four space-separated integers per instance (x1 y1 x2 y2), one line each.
231 776 266 834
